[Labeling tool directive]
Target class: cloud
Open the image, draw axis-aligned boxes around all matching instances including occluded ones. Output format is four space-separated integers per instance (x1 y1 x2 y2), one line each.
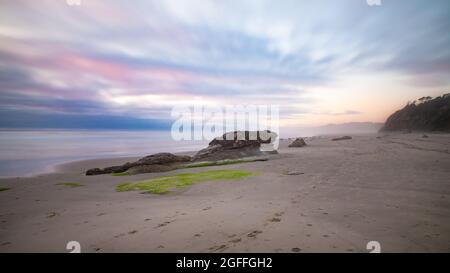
329 110 362 116
0 0 449 128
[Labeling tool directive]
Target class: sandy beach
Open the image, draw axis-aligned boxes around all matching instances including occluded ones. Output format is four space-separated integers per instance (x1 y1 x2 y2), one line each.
0 133 449 253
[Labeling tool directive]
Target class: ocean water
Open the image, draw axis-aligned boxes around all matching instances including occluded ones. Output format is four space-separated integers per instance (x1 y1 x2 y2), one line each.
0 130 209 177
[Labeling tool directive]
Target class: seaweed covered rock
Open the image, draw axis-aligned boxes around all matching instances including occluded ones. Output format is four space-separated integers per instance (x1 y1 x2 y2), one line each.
85 153 191 175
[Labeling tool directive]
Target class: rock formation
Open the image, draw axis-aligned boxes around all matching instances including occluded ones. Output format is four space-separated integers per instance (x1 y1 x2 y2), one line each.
381 94 450 132
192 130 278 161
86 153 191 175
288 138 307 147
86 131 278 175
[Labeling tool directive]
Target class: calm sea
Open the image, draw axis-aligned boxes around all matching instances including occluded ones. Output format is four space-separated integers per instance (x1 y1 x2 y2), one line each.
0 129 208 177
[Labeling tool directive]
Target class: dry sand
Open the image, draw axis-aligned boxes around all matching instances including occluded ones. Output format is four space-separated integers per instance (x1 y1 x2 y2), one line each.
0 133 449 253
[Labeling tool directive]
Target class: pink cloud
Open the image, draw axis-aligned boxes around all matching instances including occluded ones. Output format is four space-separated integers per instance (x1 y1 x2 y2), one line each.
57 53 134 82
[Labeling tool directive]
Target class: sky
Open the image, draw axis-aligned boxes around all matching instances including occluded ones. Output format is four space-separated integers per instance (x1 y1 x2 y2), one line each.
0 0 449 130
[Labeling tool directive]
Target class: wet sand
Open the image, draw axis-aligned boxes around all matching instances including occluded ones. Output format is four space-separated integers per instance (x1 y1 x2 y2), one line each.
0 133 449 252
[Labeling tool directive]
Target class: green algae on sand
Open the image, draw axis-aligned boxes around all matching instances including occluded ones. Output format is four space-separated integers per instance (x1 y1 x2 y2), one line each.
116 169 256 194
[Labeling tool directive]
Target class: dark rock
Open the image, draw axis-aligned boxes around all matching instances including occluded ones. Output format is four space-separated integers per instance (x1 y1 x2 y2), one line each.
381 94 450 132
85 165 128 175
332 136 352 141
288 138 307 147
192 130 277 161
135 153 191 165
422 134 429 138
85 168 103 176
85 153 191 175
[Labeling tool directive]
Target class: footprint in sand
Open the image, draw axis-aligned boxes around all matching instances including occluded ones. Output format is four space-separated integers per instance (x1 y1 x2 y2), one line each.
229 238 242 243
128 230 138 235
209 244 228 252
155 221 173 228
202 207 212 211
247 230 263 238
269 212 284 222
46 212 59 219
